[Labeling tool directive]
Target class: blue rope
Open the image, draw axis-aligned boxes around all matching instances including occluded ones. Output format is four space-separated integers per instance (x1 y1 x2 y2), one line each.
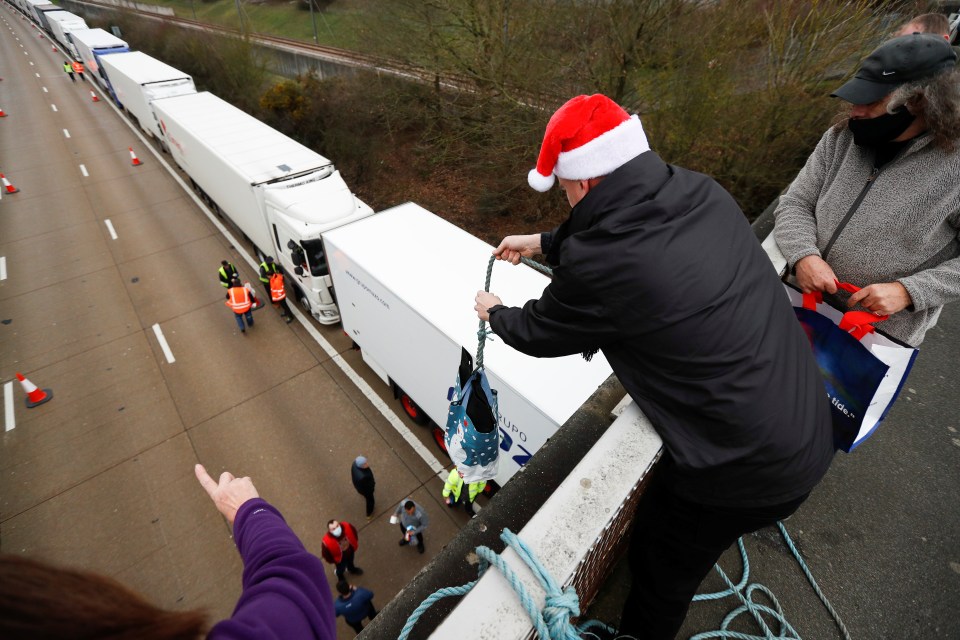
687 522 851 640
397 528 612 640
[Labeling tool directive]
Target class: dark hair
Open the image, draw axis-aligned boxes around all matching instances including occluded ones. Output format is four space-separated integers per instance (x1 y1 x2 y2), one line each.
221 260 230 267
327 519 336 527
404 500 415 511
898 13 950 37
336 582 351 596
0 554 207 640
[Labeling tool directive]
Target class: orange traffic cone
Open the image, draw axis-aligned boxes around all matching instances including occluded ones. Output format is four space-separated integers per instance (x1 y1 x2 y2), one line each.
15 372 53 408
1 173 18 194
90 91 99 102
52 45 56 52
0 107 6 117
128 147 142 166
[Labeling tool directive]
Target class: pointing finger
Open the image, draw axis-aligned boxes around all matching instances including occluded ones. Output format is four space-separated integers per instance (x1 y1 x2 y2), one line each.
195 464 218 497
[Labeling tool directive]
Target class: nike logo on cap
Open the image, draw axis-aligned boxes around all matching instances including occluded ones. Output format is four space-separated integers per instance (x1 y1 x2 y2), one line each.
882 70 896 76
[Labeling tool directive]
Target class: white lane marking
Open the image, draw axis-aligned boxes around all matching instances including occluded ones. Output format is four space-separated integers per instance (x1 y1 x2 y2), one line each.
50 104 57 112
104 219 118 240
79 164 88 177
34 73 39 78
289 304 448 480
4 381 14 432
0 256 6 280
152 324 176 364
100 85 446 481
63 129 70 138
43 86 48 92
29 61 33 66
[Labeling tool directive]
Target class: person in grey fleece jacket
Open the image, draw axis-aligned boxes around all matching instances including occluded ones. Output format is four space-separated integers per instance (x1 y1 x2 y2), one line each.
394 499 429 553
775 34 960 346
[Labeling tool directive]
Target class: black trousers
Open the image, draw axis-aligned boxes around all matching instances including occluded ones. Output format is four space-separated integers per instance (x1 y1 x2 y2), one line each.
618 471 809 639
359 489 375 516
345 602 377 633
334 548 358 581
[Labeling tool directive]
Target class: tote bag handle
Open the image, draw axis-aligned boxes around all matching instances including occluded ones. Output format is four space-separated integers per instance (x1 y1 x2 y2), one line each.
801 280 889 340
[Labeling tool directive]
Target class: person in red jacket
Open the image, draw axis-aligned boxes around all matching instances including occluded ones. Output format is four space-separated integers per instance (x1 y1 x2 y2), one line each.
321 519 363 586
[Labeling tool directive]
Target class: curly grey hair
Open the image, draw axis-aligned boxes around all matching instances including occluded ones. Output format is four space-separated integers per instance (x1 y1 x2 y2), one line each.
833 67 960 152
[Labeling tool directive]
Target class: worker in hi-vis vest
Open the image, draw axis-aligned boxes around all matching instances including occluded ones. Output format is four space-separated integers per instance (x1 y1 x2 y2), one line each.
71 60 85 82
259 256 292 323
442 469 485 516
225 277 255 333
218 260 239 288
63 61 75 83
269 272 293 323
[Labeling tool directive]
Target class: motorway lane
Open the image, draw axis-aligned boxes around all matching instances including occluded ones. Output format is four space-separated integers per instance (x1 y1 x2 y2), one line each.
0 6 467 636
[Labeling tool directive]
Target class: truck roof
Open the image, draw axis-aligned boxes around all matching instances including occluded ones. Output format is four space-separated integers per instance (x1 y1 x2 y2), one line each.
68 28 127 49
324 202 613 425
45 11 87 24
100 51 192 85
152 92 333 185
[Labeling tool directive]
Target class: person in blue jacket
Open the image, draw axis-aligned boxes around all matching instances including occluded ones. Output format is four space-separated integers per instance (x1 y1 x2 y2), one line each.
333 581 377 634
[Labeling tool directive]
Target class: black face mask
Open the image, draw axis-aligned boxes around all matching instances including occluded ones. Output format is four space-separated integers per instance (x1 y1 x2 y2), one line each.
847 108 916 148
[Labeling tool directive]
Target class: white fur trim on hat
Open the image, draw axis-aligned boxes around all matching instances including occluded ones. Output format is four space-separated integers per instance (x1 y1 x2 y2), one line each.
554 115 649 182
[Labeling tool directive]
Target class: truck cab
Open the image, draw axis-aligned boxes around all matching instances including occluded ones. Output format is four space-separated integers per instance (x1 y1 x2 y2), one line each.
261 169 374 323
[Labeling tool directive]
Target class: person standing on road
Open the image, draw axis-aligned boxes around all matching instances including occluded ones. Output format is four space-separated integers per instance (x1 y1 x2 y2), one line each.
225 277 255 333
442 468 485 516
395 499 428 554
351 456 376 518
474 94 834 639
71 60 84 82
334 581 377 634
218 259 239 289
63 61 75 83
321 519 363 586
269 271 294 323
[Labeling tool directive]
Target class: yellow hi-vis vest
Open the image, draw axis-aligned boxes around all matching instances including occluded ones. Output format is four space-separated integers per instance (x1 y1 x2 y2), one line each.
269 272 286 302
442 469 486 503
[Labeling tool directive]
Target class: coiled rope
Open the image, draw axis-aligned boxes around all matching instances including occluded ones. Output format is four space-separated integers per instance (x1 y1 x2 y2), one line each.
398 523 850 640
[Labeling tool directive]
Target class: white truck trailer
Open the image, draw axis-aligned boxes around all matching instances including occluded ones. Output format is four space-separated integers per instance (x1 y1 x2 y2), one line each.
323 202 614 487
68 28 129 87
151 91 375 324
44 11 88 54
99 52 196 139
23 0 58 31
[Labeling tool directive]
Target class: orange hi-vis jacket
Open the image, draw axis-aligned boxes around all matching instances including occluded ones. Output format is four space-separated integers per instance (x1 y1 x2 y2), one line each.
269 272 286 302
72 61 84 74
225 285 252 314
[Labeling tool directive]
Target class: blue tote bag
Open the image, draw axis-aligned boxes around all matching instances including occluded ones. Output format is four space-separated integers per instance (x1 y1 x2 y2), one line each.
785 282 918 452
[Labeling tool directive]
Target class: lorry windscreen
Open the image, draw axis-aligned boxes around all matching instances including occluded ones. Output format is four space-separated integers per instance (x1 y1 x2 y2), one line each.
300 238 329 276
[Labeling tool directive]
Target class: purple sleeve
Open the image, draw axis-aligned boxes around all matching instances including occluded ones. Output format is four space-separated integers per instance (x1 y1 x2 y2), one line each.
207 499 336 640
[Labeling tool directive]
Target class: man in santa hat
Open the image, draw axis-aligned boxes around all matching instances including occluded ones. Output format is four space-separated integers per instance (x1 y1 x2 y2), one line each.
474 94 835 638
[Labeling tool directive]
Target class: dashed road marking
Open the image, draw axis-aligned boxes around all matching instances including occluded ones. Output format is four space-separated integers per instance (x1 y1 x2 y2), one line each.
63 128 70 138
79 164 88 177
104 219 118 240
50 104 57 112
0 256 6 280
152 324 176 364
4 381 14 432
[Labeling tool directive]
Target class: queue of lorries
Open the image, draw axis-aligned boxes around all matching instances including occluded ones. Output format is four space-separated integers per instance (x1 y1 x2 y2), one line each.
6 0 614 489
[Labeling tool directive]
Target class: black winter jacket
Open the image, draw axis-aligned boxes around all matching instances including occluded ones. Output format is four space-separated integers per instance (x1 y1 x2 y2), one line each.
351 462 375 496
489 152 834 507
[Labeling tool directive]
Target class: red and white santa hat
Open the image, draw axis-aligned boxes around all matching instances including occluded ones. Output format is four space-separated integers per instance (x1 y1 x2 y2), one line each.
528 94 650 192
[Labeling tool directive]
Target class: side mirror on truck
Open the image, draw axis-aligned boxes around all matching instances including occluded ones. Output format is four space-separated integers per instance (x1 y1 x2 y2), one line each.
294 266 304 276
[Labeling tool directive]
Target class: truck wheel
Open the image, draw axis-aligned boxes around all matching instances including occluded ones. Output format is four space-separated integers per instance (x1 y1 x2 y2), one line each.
432 425 449 454
399 391 429 425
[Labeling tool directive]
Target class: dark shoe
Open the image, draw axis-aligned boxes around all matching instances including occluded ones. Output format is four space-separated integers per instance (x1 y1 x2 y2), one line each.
417 543 425 554
284 315 293 324
240 328 245 333
398 539 409 546
248 320 254 326
349 567 364 575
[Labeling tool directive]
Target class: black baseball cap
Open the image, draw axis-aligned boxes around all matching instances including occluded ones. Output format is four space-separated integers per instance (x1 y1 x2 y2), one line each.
831 34 957 105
